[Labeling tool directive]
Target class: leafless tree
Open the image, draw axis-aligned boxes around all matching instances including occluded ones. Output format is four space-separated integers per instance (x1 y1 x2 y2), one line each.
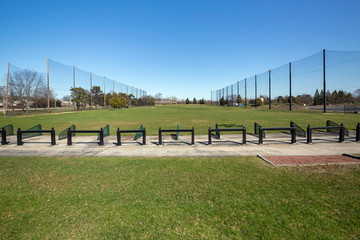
9 70 46 112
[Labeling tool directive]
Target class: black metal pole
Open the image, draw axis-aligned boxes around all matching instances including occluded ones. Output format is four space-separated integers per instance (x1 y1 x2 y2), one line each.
356 122 360 142
191 127 195 145
291 127 296 144
323 49 326 113
245 78 247 108
117 128 121 146
259 126 263 144
51 127 56 145
143 128 146 145
289 62 292 111
255 75 257 108
242 127 246 144
339 123 344 143
17 128 22 146
237 81 240 107
269 70 271 110
1 128 6 145
159 127 162 145
307 125 312 144
99 128 104 146
208 127 211 145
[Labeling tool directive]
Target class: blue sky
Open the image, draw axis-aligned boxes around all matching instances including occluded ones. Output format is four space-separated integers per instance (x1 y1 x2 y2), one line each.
1 0 359 100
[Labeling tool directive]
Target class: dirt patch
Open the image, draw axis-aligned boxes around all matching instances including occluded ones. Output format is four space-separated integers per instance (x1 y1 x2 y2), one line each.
259 155 360 166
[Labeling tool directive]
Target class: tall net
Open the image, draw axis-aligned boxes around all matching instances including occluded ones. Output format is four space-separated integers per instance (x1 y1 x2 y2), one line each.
22 124 42 139
326 50 360 106
257 71 269 108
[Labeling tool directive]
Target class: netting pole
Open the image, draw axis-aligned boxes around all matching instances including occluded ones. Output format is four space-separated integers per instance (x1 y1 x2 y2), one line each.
245 78 247 108
47 57 50 113
269 70 272 110
113 80 115 94
231 85 233 106
90 72 93 109
289 62 292 111
5 63 9 117
255 75 257 108
104 76 106 107
237 81 239 107
323 49 326 113
211 91 212 105
73 66 75 110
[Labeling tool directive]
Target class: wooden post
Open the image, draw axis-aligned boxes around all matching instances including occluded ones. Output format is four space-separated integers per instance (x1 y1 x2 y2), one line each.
73 66 76 110
47 57 50 113
5 63 9 117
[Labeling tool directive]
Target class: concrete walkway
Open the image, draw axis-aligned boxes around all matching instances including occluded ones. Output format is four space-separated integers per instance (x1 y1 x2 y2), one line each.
1 132 359 157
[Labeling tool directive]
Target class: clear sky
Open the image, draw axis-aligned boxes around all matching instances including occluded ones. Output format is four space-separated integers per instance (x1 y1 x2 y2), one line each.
1 0 359 100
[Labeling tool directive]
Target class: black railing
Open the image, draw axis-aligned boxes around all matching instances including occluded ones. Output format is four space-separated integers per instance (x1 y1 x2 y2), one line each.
159 127 195 145
307 124 345 144
117 128 146 146
17 128 56 145
258 126 296 144
208 126 246 145
67 128 104 146
356 122 360 142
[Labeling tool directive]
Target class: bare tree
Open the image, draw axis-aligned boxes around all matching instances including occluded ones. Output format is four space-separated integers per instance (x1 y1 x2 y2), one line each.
9 70 46 112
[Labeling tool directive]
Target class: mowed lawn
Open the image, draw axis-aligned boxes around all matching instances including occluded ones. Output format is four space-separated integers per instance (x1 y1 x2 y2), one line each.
1 105 359 135
0 157 359 239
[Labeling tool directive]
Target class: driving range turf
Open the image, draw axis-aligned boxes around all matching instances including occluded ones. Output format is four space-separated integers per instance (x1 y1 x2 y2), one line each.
1 104 360 135
1 156 360 239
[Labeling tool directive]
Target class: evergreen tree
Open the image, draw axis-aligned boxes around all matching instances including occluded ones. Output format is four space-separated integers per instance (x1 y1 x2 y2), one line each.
185 98 191 104
193 98 197 104
236 94 242 104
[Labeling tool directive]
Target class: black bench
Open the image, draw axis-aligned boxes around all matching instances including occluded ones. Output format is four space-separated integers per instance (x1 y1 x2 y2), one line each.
117 128 146 146
17 128 56 145
307 124 345 144
159 127 195 145
258 126 296 144
67 128 104 146
208 126 246 145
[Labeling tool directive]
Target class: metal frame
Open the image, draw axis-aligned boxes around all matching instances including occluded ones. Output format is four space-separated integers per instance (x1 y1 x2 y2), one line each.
208 126 246 145
17 128 56 146
258 126 296 144
117 128 146 146
357 122 360 142
159 127 195 145
67 128 104 146
307 124 345 144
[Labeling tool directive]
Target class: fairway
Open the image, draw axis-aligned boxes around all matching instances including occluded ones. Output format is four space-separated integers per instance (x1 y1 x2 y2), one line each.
1 105 359 136
1 157 359 239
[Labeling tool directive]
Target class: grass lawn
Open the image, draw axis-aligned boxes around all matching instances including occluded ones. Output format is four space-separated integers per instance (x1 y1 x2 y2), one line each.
0 156 360 239
1 105 359 135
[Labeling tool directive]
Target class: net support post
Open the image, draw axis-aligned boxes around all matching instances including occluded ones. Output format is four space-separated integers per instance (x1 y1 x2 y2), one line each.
356 122 360 142
307 125 312 144
159 127 162 145
99 128 104 146
259 126 263 144
142 128 146 145
191 127 195 145
1 128 7 145
17 128 23 146
208 127 212 145
51 128 56 145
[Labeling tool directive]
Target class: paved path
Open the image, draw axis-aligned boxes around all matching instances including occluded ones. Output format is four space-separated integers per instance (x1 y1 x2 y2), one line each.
1 132 358 157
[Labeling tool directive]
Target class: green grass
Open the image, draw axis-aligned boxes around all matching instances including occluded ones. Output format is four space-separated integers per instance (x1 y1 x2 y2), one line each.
1 105 359 135
0 156 359 239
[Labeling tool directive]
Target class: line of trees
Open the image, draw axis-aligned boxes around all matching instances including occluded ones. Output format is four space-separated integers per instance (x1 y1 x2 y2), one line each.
185 98 206 104
65 86 155 110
